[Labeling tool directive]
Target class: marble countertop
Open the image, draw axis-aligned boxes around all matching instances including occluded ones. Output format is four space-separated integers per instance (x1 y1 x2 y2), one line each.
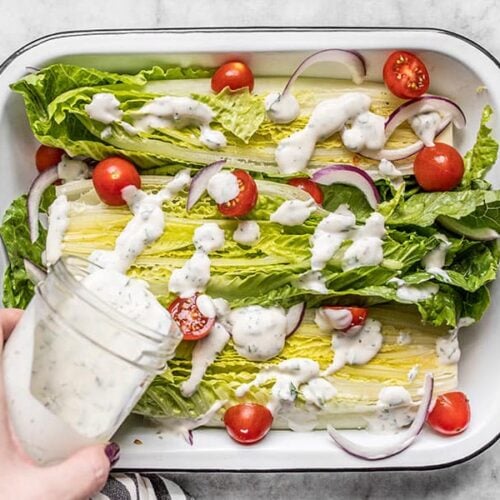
1 0 499 498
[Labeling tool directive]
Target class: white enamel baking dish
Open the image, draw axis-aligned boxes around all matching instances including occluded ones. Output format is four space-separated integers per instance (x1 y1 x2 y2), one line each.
0 28 499 471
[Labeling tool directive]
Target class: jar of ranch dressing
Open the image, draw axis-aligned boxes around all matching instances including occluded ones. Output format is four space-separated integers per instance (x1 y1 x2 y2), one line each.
2 255 181 464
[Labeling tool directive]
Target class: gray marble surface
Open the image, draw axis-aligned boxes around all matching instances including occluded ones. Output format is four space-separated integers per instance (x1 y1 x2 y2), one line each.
1 0 499 498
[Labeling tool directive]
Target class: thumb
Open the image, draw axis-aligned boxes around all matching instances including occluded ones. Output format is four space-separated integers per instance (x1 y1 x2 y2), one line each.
38 442 118 500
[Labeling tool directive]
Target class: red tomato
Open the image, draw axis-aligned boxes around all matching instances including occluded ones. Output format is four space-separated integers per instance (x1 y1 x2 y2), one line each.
427 391 470 435
414 143 464 192
211 61 254 93
92 157 141 206
322 306 368 333
383 51 430 99
224 403 273 444
217 170 258 217
35 145 64 173
287 178 324 205
168 294 215 341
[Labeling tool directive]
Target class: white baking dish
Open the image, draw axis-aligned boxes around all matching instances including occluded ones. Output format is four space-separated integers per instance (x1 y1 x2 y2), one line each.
0 27 499 471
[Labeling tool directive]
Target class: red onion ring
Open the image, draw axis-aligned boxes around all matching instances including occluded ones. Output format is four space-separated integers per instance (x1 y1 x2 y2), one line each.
286 302 306 337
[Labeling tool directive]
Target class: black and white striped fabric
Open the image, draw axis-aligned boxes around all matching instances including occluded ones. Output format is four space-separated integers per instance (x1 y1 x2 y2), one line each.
91 473 192 500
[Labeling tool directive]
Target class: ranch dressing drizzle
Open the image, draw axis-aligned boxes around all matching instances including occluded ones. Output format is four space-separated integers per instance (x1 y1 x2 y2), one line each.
407 365 419 382
341 111 386 152
85 93 123 124
168 251 211 298
265 92 301 124
270 198 317 226
233 221 260 246
436 317 474 365
45 195 70 266
181 323 230 397
275 93 376 174
228 306 288 361
206 172 239 204
155 400 227 444
57 156 91 182
297 270 328 293
394 282 440 303
193 223 225 253
323 318 383 376
422 234 451 282
90 170 191 273
368 386 415 433
132 96 226 150
378 159 404 187
236 358 336 414
410 111 442 147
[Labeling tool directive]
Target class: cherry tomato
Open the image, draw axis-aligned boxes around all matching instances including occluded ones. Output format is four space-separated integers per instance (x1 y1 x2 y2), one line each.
322 306 368 333
427 391 470 435
211 61 254 93
168 294 215 341
383 51 430 99
217 170 258 217
92 157 141 206
35 145 64 173
224 403 273 444
414 143 464 192
287 178 324 205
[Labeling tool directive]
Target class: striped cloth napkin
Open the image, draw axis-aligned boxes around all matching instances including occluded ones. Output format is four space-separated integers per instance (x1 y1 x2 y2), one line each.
91 474 192 500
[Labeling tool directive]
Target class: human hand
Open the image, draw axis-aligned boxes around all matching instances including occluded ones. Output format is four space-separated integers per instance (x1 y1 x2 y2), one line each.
0 308 119 500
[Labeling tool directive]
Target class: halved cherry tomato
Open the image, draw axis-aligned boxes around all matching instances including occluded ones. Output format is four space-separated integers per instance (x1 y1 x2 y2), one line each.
217 170 258 217
168 294 215 341
322 306 368 333
35 145 64 173
211 61 254 93
414 143 464 192
224 403 273 444
92 156 141 206
287 178 324 205
383 51 430 99
427 391 470 435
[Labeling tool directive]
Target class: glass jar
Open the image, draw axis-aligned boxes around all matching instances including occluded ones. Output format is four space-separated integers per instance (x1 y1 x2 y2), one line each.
2 256 180 464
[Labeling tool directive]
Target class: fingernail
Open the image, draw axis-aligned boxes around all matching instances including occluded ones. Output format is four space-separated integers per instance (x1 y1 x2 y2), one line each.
105 442 120 466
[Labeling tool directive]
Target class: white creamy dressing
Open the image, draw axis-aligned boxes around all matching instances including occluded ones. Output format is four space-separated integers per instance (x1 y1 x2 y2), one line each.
270 198 317 226
422 234 451 282
435 317 473 365
193 223 225 253
310 204 356 271
168 251 211 298
368 386 415 433
396 331 412 345
410 111 442 147
395 282 440 303
341 111 386 152
45 195 70 266
275 93 372 174
196 294 216 318
342 213 385 271
155 400 226 443
181 323 230 397
378 159 404 187
323 319 383 376
302 377 338 408
228 306 288 361
314 307 360 334
206 171 239 204
57 156 91 182
407 365 419 382
265 92 301 124
85 93 123 124
233 221 260 245
90 170 191 273
297 270 328 293
236 358 336 414
132 96 226 150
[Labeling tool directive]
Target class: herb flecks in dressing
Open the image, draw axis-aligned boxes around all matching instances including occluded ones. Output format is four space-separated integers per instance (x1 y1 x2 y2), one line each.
193 223 225 253
270 198 316 226
368 386 415 433
207 172 239 204
410 111 442 147
233 221 260 246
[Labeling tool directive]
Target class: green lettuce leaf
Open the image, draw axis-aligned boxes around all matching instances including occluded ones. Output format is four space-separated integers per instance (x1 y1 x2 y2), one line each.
0 187 55 308
460 105 499 189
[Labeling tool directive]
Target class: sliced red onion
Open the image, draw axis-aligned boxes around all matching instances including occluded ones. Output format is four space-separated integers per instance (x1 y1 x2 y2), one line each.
327 373 434 460
359 140 428 161
384 96 466 140
286 302 306 337
23 258 47 284
312 164 381 209
186 160 226 211
282 50 367 97
28 166 59 243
